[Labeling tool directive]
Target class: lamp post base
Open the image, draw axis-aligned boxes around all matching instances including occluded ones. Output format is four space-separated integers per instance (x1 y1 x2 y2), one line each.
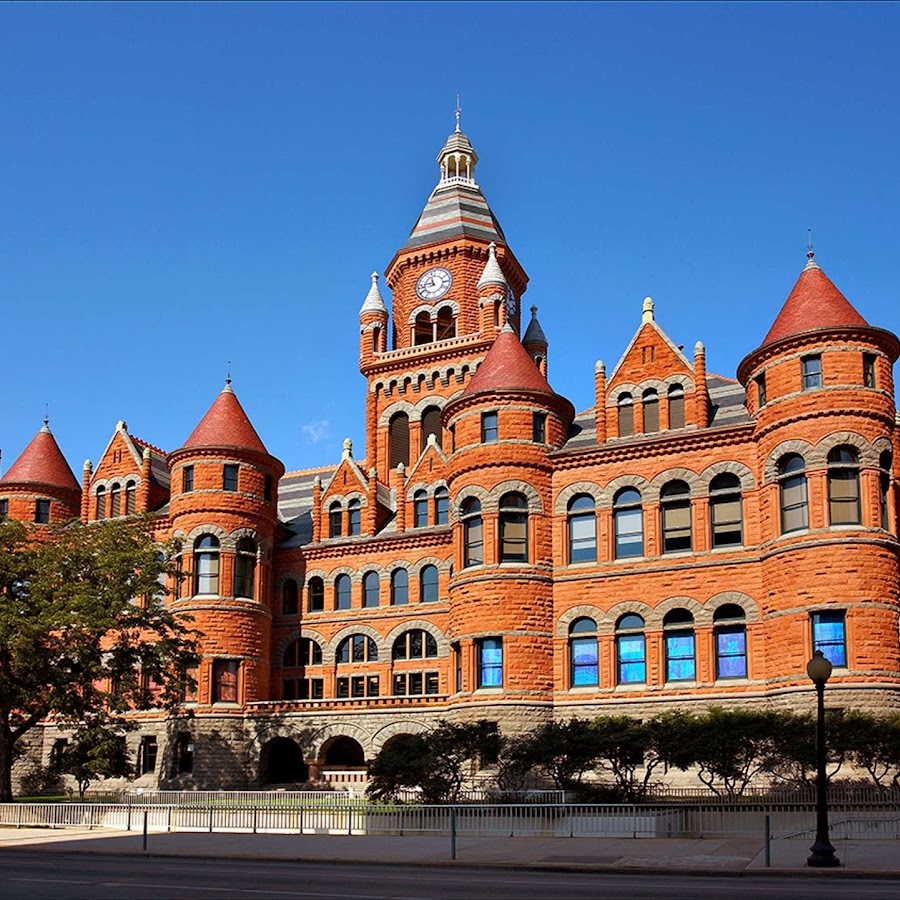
807 838 840 868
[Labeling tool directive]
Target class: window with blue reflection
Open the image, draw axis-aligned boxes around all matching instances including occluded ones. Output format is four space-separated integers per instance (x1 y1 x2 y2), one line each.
477 637 503 688
664 608 695 681
812 611 847 667
616 614 646 684
569 617 598 686
714 604 747 678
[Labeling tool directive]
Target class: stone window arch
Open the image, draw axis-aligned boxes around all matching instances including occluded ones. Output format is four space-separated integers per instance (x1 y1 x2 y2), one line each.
555 482 605 514
392 629 438 660
336 633 379 663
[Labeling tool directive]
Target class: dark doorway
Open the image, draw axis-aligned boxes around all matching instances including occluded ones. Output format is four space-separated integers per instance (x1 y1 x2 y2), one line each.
261 738 308 785
323 736 365 767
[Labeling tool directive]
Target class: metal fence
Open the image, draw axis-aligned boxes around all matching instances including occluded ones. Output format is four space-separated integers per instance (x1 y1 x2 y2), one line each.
3 802 900 840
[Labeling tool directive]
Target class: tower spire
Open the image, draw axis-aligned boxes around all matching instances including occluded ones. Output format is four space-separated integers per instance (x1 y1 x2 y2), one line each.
455 94 461 133
806 228 819 270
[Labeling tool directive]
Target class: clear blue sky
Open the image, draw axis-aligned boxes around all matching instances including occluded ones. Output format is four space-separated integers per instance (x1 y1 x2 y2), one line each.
2 2 899 476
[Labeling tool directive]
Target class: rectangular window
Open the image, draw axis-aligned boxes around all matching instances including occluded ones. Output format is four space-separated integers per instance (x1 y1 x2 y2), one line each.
449 424 456 453
715 626 747 678
34 499 50 524
139 736 158 774
802 355 822 390
223 464 239 492
812 611 847 667
643 398 659 433
756 374 767 406
304 678 324 700
175 733 193 775
392 673 407 696
409 672 423 695
182 465 194 493
425 672 439 695
570 637 599 686
665 632 696 681
863 353 877 389
532 412 546 444
0 499 7 519
351 676 365 698
453 643 462 693
481 411 499 444
711 497 743 547
617 634 646 684
476 637 503 688
662 502 692 553
336 677 349 699
212 659 239 703
615 508 644 558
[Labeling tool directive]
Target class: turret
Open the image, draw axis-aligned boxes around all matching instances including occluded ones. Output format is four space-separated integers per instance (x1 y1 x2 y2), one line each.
737 252 900 695
359 272 388 364
0 419 80 525
442 325 574 710
477 241 508 335
166 381 285 706
523 305 548 377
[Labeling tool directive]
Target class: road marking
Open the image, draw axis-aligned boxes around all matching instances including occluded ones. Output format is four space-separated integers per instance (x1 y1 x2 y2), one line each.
9 878 94 885
102 883 391 898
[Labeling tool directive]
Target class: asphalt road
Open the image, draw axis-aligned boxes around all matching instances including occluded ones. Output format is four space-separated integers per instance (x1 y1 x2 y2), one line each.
1 853 898 899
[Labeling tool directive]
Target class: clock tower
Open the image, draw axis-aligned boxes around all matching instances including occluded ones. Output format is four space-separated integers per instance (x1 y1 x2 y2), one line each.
358 122 530 485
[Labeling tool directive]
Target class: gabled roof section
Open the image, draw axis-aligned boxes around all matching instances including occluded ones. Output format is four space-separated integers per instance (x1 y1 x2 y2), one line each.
608 298 693 387
1 421 79 490
183 382 268 454
465 324 553 394
405 434 448 484
762 255 869 346
320 447 369 502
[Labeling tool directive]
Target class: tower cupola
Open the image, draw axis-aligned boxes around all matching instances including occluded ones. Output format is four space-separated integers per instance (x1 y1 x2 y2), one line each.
437 119 479 187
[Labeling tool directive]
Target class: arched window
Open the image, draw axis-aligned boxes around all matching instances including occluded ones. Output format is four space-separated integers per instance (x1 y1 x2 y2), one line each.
282 579 299 615
462 498 483 567
329 501 343 538
828 446 861 525
710 473 743 547
193 534 220 595
337 634 378 663
125 480 137 515
436 306 455 341
420 564 439 602
778 454 808 533
660 480 692 553
414 311 432 345
392 629 438 660
389 412 410 469
307 576 325 612
567 494 597 563
348 499 362 536
434 487 449 525
714 604 747 678
616 613 646 684
879 450 893 531
283 638 322 668
233 537 256 599
613 488 643 558
422 406 442 450
569 617 599 687
499 492 528 563
334 574 352 611
390 568 409 605
617 393 634 437
413 490 428 527
109 482 121 518
663 609 696 681
95 486 107 520
642 388 659 433
363 571 380 608
668 384 685 429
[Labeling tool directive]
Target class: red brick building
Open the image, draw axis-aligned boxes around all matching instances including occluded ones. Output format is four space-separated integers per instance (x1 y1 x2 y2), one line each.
3 124 899 790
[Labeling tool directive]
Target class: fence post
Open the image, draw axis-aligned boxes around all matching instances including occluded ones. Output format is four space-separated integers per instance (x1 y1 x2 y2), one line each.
764 814 771 868
126 803 132 832
450 806 457 861
253 807 258 835
16 804 22 829
209 808 214 833
142 811 148 852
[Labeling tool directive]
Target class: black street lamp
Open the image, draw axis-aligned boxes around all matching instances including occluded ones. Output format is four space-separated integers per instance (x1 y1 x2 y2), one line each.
806 649 840 868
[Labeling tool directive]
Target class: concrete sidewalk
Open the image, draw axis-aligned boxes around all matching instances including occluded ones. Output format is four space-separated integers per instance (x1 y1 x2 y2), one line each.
1 826 898 876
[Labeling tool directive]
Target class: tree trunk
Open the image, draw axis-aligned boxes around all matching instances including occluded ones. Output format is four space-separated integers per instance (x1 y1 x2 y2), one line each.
0 732 15 802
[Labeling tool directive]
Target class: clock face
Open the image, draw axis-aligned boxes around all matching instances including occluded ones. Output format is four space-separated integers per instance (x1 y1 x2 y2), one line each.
506 285 517 317
415 267 453 301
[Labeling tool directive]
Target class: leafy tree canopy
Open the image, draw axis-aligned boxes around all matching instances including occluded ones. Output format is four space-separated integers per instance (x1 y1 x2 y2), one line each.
0 518 198 801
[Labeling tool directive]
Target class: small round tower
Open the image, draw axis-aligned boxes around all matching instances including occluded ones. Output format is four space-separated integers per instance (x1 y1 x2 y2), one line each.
167 381 285 706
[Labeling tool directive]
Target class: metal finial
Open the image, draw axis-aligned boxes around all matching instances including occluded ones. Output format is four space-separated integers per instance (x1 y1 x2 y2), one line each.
807 228 814 261
226 361 232 386
455 94 461 133
530 305 538 318
43 403 49 428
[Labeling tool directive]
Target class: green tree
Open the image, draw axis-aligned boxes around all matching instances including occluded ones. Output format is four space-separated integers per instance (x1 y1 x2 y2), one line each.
0 518 198 801
366 732 434 801
506 719 600 791
54 725 131 800
844 710 900 791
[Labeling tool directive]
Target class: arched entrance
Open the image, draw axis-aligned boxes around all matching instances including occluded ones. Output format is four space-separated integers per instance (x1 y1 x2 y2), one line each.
260 738 308 785
324 736 365 767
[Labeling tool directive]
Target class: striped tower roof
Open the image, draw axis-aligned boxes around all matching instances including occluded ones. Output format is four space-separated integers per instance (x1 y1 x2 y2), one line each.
402 128 506 251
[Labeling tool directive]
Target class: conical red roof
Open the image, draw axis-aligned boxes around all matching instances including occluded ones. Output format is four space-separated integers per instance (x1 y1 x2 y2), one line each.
183 384 268 453
763 259 868 346
466 325 553 394
1 423 79 490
